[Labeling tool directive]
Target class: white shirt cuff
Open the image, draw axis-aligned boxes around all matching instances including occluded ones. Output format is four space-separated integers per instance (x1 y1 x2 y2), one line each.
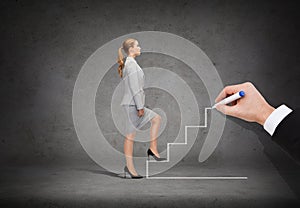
263 104 293 136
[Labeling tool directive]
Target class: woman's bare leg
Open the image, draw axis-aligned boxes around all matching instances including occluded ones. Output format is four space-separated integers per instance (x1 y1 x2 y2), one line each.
149 114 162 157
124 132 138 176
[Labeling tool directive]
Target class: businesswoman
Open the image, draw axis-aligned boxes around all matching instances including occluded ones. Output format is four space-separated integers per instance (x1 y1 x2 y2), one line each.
117 38 166 179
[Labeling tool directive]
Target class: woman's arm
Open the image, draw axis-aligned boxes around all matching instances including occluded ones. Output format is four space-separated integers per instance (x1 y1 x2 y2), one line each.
127 62 144 112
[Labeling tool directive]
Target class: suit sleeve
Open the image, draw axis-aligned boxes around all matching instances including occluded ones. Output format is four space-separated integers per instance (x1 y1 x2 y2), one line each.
127 62 144 110
272 108 300 163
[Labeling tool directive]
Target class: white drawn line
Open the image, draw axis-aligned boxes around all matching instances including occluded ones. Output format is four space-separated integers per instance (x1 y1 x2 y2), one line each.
146 107 247 180
146 176 248 180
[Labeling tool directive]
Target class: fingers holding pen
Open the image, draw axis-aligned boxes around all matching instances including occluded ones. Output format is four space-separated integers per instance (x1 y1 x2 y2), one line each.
215 84 244 103
214 82 275 125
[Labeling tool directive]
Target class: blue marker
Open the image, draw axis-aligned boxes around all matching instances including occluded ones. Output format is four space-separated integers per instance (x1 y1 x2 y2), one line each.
212 91 245 109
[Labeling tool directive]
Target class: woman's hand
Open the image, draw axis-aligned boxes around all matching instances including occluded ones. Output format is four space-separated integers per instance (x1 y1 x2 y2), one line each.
138 109 144 117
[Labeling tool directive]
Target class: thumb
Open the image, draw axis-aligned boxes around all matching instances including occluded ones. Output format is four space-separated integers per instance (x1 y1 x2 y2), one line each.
215 104 236 116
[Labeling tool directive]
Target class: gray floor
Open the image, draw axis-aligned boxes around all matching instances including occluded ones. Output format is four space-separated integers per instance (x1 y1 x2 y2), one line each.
1 162 299 208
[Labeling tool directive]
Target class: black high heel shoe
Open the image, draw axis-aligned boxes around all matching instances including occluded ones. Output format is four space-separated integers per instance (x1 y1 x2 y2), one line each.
124 166 143 179
147 149 167 161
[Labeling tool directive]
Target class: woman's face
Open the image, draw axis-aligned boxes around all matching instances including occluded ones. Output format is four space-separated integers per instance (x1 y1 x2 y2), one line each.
129 41 141 57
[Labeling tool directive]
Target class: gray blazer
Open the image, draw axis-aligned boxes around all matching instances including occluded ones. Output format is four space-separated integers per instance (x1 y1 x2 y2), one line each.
120 57 145 110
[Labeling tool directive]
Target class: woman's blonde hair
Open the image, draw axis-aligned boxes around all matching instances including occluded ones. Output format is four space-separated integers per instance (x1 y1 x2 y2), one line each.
117 38 137 78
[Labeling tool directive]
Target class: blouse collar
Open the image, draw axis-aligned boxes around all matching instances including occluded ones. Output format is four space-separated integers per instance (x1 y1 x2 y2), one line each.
126 56 136 62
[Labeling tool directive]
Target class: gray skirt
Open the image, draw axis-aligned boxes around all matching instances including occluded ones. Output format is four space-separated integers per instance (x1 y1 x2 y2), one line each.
122 105 158 134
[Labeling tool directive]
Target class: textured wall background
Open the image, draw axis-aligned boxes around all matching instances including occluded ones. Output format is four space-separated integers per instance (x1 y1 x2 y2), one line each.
0 0 299 172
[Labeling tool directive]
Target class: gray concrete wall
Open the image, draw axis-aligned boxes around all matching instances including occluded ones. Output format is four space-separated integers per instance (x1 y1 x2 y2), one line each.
1 0 299 171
